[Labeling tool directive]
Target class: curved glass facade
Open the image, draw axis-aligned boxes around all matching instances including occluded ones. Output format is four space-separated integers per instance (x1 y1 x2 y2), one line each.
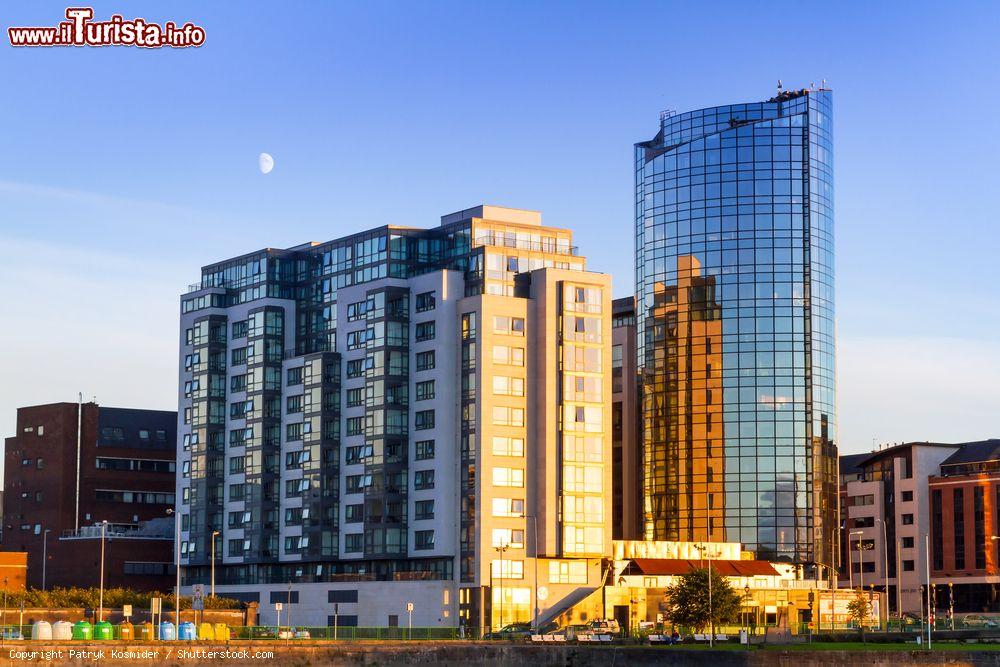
635 89 837 566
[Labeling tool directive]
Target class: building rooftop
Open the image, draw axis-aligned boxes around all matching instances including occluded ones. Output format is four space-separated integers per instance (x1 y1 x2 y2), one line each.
440 204 542 227
939 439 1000 467
612 296 635 315
839 452 870 479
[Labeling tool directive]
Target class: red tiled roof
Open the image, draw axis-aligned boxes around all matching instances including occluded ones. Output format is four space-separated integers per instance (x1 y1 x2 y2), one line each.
627 558 779 577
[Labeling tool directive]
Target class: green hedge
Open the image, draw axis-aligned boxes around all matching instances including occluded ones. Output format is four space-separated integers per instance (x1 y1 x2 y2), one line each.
3 587 241 610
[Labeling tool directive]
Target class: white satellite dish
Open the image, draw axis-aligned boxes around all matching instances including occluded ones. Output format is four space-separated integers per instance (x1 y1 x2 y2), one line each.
258 152 274 174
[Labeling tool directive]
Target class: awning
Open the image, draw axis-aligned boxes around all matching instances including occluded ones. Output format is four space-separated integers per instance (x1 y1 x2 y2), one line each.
626 558 779 577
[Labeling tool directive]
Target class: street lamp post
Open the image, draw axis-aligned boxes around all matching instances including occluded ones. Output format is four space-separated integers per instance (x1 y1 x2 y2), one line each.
876 518 889 630
167 509 180 629
523 515 538 633
98 520 108 622
211 531 220 598
849 530 864 629
41 529 51 591
494 543 509 634
948 582 954 631
695 543 720 647
743 584 752 641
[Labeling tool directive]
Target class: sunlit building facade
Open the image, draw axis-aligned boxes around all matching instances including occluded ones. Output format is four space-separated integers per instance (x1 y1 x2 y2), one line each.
177 205 610 630
635 89 837 567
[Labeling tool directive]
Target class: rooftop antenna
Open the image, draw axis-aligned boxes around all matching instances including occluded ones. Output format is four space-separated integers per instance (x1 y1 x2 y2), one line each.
777 79 783 94
809 81 815 90
822 79 827 89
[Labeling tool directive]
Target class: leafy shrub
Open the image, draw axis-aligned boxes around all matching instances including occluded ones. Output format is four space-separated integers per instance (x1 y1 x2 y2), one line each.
3 587 241 610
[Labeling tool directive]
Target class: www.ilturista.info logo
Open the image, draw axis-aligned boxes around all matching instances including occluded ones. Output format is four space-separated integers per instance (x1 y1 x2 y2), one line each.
8 7 205 48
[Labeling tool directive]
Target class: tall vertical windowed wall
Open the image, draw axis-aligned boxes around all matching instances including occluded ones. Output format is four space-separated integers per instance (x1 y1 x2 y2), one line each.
177 205 610 629
635 89 837 566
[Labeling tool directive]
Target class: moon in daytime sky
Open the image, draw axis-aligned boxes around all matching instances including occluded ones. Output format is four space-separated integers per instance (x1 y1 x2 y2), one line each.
259 153 274 174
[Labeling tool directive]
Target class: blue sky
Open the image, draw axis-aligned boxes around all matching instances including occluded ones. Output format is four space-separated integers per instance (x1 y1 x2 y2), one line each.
1 1 998 454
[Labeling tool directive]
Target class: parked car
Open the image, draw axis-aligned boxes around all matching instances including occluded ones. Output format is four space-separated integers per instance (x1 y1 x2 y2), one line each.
486 621 558 640
586 619 621 634
962 614 998 628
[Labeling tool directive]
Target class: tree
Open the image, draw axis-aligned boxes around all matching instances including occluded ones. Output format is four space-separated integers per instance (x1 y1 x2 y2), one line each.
846 588 871 639
663 567 742 632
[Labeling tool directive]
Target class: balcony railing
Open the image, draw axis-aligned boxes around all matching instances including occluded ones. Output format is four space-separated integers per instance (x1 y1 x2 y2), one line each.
473 235 578 256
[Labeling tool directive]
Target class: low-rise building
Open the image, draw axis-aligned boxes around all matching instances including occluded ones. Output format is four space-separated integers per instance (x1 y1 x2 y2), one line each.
1 402 176 590
929 440 1000 614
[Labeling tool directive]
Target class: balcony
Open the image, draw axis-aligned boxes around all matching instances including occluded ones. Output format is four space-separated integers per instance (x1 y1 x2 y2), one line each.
473 235 578 256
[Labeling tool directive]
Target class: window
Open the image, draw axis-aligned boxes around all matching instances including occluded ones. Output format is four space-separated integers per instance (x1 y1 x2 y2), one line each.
344 534 363 552
954 488 966 569
415 380 435 401
284 478 310 497
416 351 435 371
901 513 914 525
415 499 435 520
232 320 248 339
491 559 524 579
285 450 310 469
901 536 914 548
414 469 435 490
35 458 44 469
287 367 303 386
492 406 525 427
849 494 875 507
346 417 365 436
228 456 246 474
415 440 435 460
231 347 248 365
564 405 603 432
286 422 308 441
415 321 436 342
492 376 525 397
269 591 299 604
492 436 525 457
491 497 525 517
901 490 913 501
346 359 365 378
328 590 359 604
902 560 915 571
345 504 364 523
461 312 477 339
492 528 524 549
414 530 434 550
549 560 588 584
415 292 436 312
492 467 525 488
415 410 435 430
492 316 525 336
346 387 364 407
286 395 304 414
492 345 525 366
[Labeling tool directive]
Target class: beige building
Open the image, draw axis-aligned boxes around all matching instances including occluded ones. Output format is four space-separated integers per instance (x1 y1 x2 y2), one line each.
454 210 613 633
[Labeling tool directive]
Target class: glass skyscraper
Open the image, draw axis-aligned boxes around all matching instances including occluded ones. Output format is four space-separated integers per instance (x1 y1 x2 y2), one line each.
634 88 837 567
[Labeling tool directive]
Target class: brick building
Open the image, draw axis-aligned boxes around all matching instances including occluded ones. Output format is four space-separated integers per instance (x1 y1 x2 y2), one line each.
1 402 176 590
929 440 1000 614
839 439 1000 616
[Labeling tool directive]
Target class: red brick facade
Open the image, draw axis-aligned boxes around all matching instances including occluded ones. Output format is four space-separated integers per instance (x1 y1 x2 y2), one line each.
1 402 176 591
